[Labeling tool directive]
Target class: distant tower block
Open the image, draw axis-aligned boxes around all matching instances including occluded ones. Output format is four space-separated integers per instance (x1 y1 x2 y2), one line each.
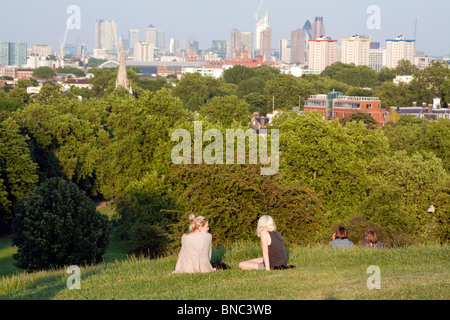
115 40 132 94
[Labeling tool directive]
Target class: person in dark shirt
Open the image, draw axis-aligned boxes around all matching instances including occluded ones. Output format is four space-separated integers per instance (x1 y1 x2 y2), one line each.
329 226 354 248
361 230 384 249
238 215 287 271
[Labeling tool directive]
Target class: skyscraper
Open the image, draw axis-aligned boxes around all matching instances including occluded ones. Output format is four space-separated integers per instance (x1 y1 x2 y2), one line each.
386 36 415 69
95 19 118 51
230 28 242 57
240 32 254 59
157 30 165 50
341 35 370 66
0 42 27 66
129 29 139 51
308 36 337 72
212 40 227 60
369 48 386 72
312 17 326 39
169 38 179 54
145 25 157 47
290 28 306 64
255 12 269 53
260 28 272 62
280 39 291 63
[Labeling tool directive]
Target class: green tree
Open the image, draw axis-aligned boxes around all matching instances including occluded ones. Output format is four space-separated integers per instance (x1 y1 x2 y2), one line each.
395 59 419 76
222 65 256 85
199 95 250 127
32 66 56 79
170 163 324 246
12 177 111 272
265 74 314 110
378 66 396 83
0 118 38 224
333 65 379 88
410 61 450 107
172 72 218 112
374 82 413 108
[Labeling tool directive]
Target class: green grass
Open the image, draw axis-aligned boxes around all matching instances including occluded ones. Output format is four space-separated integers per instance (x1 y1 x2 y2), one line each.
0 241 448 300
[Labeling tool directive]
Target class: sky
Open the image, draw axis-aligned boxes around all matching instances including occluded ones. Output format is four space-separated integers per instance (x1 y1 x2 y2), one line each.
1 0 449 57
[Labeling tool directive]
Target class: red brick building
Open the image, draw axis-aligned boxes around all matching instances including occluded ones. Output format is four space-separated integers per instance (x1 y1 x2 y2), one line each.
303 93 387 126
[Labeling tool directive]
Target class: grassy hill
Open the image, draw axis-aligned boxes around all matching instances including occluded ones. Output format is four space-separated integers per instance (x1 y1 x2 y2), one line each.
0 240 448 300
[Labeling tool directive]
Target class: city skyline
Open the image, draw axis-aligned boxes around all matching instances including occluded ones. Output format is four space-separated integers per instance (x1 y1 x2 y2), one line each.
1 0 450 57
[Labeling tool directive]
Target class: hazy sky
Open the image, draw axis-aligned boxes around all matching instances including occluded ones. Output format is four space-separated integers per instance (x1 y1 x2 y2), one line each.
1 0 449 56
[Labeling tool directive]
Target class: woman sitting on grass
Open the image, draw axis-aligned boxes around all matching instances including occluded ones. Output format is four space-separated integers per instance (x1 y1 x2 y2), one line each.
238 215 288 271
361 230 384 249
329 226 354 248
172 214 215 274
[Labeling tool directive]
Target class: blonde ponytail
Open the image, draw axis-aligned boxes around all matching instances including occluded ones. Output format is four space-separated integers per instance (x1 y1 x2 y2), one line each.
188 213 208 232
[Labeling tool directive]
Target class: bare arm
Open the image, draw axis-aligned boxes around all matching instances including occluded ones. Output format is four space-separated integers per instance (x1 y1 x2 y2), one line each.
260 230 271 271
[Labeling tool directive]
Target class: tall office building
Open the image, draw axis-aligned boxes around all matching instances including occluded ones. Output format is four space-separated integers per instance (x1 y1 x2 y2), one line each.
212 40 227 60
386 36 415 69
230 28 242 57
157 30 165 50
169 38 179 54
341 35 370 66
145 25 157 46
290 28 306 64
369 48 386 72
134 41 154 62
312 17 326 39
33 44 52 57
240 32 254 59
308 36 337 72
260 28 272 62
95 19 118 51
129 29 139 51
280 39 291 63
0 42 27 66
255 12 269 53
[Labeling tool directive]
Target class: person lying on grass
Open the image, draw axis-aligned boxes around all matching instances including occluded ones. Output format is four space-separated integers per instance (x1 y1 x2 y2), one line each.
238 215 290 271
172 214 216 274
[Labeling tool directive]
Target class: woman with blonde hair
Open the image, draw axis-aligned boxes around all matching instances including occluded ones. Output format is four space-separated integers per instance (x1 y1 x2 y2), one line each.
238 215 287 271
173 213 215 274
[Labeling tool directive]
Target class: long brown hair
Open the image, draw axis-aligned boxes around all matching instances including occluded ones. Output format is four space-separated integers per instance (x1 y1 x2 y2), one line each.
364 230 378 244
335 226 348 239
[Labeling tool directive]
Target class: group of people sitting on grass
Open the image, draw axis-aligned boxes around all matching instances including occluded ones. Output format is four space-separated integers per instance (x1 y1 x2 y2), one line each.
172 214 383 274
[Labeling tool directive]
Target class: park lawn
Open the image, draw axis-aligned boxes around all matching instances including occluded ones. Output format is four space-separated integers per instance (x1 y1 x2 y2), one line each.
0 242 448 300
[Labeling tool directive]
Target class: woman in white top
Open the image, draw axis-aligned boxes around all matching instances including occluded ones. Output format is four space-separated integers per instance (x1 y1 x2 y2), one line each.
173 214 215 274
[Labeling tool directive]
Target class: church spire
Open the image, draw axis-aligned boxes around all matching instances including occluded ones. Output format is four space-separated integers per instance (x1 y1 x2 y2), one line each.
116 39 132 94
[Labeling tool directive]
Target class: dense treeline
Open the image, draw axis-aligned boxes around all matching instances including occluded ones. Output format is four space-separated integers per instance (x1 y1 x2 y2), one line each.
0 60 449 270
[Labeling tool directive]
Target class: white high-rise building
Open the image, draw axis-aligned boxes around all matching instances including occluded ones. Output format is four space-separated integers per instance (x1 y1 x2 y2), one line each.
240 32 254 59
95 19 118 51
255 12 269 52
341 35 370 66
308 36 337 72
169 38 179 54
280 39 291 63
369 48 386 72
145 25 157 47
33 45 52 57
386 35 415 69
134 41 154 62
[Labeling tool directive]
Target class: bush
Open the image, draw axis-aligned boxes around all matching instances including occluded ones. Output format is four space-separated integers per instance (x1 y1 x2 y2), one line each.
126 223 171 258
12 178 111 272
